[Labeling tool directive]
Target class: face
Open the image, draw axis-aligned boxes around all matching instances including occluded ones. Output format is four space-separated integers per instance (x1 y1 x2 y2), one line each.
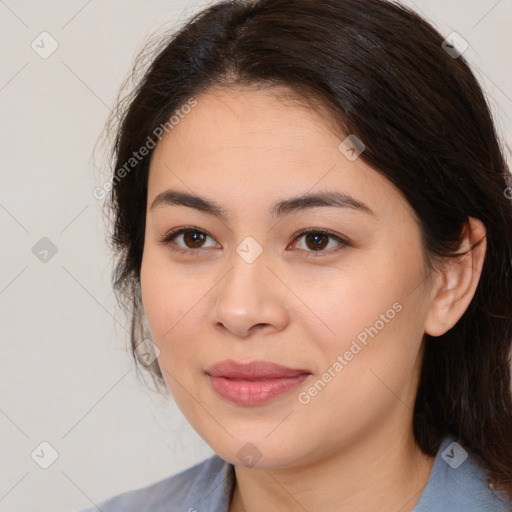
140 85 435 469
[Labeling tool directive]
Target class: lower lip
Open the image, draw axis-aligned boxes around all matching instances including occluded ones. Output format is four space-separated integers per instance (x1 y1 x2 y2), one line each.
208 373 311 405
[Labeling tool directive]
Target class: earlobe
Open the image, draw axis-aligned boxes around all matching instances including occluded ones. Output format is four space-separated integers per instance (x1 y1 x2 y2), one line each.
424 217 487 337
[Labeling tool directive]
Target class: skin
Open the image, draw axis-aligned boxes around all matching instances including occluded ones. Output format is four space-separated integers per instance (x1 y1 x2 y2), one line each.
140 85 487 512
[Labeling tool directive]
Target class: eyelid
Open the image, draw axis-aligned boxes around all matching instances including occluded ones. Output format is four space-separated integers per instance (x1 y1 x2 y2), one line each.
158 226 350 257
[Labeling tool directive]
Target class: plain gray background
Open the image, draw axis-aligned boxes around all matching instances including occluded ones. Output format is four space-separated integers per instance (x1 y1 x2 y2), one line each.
1 1 511 511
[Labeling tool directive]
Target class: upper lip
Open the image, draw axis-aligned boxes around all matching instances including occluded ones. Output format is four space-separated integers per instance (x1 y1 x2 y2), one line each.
205 359 311 379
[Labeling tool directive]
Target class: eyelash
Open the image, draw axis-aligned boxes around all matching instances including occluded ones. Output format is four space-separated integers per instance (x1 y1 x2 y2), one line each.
158 226 350 258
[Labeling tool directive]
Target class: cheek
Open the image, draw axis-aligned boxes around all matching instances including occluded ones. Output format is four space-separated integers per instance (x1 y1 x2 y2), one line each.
298 259 426 400
298 304 423 444
140 265 197 402
290 264 403 353
140 253 184 347
139 250 213 373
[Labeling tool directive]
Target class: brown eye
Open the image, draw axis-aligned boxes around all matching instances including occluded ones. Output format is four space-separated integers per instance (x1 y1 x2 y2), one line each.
304 232 329 251
182 230 207 248
291 229 349 256
159 227 219 254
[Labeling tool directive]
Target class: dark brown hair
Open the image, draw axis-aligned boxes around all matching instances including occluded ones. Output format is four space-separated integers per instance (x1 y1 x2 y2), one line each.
104 0 512 498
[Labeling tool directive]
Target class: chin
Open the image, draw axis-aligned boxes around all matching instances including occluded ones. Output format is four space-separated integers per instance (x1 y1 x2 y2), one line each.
207 434 312 470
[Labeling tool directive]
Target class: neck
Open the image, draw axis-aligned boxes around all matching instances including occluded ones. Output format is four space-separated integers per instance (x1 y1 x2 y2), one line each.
229 424 436 512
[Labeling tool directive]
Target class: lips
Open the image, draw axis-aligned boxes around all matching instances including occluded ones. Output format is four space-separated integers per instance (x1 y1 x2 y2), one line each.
205 359 311 405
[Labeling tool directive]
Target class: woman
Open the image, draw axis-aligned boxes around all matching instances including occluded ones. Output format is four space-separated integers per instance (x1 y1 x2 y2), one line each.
79 0 512 510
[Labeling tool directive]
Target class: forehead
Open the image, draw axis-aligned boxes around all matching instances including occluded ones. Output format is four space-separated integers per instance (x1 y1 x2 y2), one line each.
147 86 412 223
158 85 339 155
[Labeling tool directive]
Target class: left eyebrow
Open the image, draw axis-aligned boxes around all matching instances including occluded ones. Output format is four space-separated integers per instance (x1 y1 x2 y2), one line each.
149 189 375 218
271 190 375 218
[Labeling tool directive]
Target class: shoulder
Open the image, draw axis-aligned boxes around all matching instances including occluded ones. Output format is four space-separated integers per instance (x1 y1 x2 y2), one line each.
414 437 512 512
73 454 234 512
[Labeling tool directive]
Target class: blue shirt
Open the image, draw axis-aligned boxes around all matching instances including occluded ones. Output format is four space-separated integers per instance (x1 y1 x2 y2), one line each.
75 436 511 511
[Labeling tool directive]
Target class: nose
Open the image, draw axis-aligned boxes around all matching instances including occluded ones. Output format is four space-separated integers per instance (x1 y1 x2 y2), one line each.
209 249 289 338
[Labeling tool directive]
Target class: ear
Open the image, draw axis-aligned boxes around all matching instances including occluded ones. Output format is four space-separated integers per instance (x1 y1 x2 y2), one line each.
424 217 487 337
